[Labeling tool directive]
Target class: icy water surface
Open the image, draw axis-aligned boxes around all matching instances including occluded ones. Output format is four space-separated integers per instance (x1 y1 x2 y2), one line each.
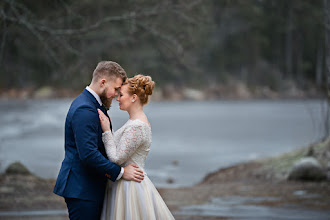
0 99 326 188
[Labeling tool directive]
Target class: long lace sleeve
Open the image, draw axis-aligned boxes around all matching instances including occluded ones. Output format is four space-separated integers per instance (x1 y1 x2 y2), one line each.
102 124 145 165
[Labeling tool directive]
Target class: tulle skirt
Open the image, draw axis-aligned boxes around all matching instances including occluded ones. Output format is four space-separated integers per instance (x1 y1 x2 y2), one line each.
100 175 175 220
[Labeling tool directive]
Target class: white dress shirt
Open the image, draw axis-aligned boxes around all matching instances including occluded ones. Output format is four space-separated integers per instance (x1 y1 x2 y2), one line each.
86 86 124 180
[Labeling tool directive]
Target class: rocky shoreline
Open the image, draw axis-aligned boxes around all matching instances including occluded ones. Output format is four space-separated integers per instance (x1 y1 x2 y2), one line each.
0 139 329 219
0 81 324 101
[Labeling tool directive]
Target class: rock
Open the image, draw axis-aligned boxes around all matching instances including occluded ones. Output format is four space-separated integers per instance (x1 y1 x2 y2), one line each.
0 186 15 193
288 157 327 181
150 88 163 102
166 178 174 184
255 86 278 99
235 82 252 99
306 146 314 156
34 86 54 99
293 190 307 196
172 160 179 166
162 85 183 101
5 162 31 175
182 88 205 101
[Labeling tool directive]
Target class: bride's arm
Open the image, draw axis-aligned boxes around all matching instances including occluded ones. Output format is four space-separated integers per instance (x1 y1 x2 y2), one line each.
102 125 144 165
98 109 145 165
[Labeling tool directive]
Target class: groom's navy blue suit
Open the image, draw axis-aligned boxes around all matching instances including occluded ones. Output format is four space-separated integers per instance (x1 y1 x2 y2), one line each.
54 89 121 219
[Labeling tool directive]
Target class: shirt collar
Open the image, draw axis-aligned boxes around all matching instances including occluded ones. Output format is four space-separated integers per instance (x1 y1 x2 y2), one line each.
86 86 102 106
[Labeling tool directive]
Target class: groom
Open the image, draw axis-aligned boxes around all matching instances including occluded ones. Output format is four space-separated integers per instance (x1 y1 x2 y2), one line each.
54 61 144 220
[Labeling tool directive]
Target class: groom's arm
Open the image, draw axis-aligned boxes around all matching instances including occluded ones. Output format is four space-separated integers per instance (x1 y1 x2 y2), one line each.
72 105 121 182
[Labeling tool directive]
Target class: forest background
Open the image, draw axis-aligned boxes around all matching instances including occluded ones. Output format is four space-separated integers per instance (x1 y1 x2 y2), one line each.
0 0 329 101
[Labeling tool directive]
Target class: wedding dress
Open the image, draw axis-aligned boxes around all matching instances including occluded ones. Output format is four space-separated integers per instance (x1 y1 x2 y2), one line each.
100 119 175 220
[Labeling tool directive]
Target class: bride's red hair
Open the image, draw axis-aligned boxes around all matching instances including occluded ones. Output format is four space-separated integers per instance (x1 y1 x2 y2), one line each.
124 75 155 105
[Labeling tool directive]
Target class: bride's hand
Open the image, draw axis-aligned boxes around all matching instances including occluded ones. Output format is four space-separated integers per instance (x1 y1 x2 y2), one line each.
97 109 111 132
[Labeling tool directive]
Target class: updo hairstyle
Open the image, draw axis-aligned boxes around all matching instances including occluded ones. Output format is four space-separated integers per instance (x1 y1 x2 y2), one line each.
124 74 155 105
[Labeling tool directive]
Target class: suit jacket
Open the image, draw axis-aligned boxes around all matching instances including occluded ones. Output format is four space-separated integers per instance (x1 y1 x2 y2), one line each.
54 89 121 202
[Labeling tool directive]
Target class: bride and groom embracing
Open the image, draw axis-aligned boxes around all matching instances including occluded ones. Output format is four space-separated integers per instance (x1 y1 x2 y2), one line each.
53 61 174 219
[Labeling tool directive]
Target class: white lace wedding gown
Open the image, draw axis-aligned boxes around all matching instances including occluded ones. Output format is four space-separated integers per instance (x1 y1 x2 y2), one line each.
100 119 175 220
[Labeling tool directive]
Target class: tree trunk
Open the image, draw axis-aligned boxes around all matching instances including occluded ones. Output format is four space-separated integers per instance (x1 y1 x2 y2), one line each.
285 1 294 79
323 0 330 139
315 43 323 87
296 30 304 86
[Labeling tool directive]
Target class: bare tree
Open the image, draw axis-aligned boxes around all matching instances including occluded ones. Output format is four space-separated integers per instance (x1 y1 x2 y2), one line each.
0 0 207 86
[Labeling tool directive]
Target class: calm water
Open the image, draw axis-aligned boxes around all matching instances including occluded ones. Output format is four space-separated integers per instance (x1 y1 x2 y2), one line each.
0 99 326 188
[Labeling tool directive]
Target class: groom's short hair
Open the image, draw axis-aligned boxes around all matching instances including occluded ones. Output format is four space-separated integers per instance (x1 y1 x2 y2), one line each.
92 61 127 83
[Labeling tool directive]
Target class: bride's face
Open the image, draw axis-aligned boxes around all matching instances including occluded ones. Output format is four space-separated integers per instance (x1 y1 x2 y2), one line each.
117 84 134 111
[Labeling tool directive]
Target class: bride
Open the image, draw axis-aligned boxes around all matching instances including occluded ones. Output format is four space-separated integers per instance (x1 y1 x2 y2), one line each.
97 75 175 219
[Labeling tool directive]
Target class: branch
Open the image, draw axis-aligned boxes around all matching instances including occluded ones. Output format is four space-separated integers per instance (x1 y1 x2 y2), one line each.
1 0 207 65
54 36 81 56
171 9 199 25
183 0 205 10
2 1 207 37
38 10 160 36
136 21 184 55
6 0 61 66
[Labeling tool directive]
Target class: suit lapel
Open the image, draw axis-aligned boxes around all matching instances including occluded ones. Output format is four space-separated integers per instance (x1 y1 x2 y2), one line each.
83 89 113 131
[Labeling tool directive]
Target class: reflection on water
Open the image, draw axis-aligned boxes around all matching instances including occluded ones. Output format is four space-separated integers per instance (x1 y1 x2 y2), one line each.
0 99 326 187
174 196 330 220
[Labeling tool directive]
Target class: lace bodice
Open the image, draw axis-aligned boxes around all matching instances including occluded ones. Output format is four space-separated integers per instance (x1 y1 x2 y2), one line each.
102 119 152 169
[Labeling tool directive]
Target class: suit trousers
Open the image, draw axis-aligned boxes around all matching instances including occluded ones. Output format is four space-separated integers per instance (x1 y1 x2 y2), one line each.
65 197 103 220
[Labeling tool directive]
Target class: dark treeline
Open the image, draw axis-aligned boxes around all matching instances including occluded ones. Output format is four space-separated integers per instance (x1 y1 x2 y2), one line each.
0 0 328 93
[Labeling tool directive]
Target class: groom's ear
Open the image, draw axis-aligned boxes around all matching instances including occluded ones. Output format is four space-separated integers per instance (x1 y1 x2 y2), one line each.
100 78 107 87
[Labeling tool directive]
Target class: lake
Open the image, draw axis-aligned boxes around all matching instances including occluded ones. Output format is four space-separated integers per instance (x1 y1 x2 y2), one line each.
0 99 326 188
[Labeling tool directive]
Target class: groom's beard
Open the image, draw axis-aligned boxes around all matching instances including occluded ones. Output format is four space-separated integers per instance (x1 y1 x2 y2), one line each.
100 89 112 109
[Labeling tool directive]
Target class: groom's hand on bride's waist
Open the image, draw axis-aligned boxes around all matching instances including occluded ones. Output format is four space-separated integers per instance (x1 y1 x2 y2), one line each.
122 164 144 182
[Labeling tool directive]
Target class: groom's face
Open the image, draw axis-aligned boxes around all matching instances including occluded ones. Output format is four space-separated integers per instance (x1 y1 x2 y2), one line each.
100 77 123 108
